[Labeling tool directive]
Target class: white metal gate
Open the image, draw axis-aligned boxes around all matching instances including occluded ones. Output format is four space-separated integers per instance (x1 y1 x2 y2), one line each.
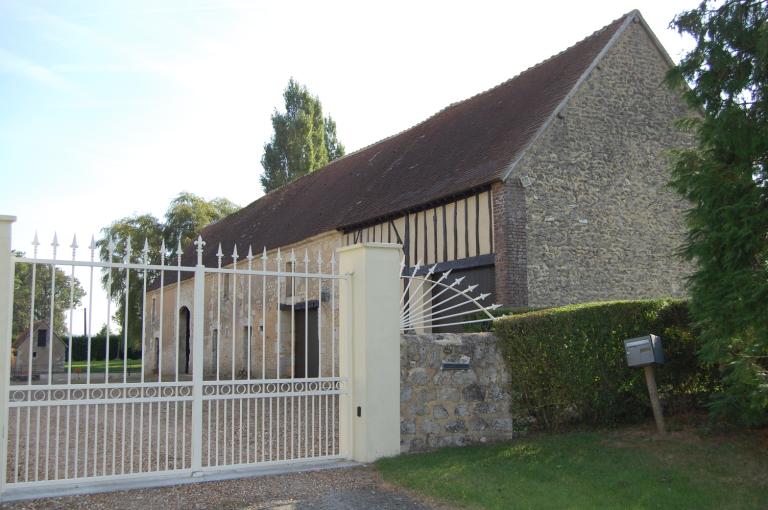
1 230 347 497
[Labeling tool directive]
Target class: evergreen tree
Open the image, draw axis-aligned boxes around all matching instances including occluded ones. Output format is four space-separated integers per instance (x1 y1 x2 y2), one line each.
260 79 345 192
667 0 768 425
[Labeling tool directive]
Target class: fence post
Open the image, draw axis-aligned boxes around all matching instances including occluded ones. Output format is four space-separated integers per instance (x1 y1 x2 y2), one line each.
190 237 205 472
338 242 401 463
0 215 17 497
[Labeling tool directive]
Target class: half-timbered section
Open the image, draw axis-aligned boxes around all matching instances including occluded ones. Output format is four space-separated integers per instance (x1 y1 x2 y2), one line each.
342 190 496 332
342 190 494 268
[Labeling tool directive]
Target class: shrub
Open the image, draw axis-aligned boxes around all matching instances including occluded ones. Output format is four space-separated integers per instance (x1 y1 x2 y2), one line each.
68 335 141 362
494 300 719 431
462 307 529 332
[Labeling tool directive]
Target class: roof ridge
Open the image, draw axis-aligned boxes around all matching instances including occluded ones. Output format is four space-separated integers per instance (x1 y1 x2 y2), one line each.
500 10 637 182
419 10 637 126
234 8 638 216
309 9 637 173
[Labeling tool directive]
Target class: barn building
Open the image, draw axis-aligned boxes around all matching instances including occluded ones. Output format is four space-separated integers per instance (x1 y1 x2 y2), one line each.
145 10 692 379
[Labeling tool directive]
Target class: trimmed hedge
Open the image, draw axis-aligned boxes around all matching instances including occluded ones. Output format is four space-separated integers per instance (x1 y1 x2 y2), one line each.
494 300 719 431
68 335 141 362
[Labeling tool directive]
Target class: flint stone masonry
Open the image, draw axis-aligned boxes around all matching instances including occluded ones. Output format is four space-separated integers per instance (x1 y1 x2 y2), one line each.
493 20 693 308
400 333 514 453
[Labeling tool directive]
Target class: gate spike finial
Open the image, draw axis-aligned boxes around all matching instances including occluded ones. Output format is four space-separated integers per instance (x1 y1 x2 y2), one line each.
435 269 452 284
125 236 133 261
160 239 166 264
290 249 296 263
316 249 322 267
477 292 490 301
89 235 96 261
31 231 39 258
176 238 183 261
261 246 268 262
51 232 59 259
142 238 150 264
193 235 205 266
70 234 78 259
303 248 309 265
232 243 239 262
246 245 254 261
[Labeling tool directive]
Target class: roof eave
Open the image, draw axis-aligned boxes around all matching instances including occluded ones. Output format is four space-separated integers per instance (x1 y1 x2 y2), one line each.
336 180 499 233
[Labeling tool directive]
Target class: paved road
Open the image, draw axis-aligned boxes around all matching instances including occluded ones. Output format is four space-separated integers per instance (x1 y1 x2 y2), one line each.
0 466 444 510
297 487 434 509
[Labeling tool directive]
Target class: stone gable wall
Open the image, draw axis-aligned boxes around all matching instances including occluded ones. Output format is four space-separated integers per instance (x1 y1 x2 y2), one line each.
497 20 694 307
400 333 514 453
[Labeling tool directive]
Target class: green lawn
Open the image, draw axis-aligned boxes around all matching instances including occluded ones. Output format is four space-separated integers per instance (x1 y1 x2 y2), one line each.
66 359 142 373
377 427 768 510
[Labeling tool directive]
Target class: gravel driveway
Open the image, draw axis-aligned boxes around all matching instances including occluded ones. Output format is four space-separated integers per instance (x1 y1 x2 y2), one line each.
0 466 449 510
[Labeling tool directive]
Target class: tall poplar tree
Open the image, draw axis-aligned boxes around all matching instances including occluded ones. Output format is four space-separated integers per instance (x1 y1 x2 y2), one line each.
260 79 345 193
667 0 768 425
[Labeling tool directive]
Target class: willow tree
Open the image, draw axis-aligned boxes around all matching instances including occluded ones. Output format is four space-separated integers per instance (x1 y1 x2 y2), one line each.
98 193 240 350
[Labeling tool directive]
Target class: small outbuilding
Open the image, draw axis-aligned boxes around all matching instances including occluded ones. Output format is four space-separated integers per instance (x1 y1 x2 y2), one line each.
12 321 67 378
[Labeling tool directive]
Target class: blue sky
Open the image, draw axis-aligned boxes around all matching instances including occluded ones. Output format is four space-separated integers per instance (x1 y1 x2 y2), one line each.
0 0 696 333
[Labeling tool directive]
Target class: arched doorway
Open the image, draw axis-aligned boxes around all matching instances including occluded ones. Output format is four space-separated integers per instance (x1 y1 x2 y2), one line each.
179 307 191 375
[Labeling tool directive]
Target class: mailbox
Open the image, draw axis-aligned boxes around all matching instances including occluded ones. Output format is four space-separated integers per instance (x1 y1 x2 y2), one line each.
624 335 663 367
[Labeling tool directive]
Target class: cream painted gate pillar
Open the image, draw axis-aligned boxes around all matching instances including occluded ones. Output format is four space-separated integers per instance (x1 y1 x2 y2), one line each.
0 215 16 497
338 242 401 463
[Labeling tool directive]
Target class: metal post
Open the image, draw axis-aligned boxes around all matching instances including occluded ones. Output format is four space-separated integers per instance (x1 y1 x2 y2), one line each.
0 215 17 498
190 236 206 472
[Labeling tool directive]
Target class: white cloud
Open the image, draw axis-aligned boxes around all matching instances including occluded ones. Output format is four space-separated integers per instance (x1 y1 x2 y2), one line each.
0 47 79 92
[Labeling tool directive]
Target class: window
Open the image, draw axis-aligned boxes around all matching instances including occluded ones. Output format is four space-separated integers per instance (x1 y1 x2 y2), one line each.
37 329 47 348
33 352 37 358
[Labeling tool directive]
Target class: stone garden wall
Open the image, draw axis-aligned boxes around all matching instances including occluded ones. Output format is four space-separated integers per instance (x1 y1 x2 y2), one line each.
400 333 514 453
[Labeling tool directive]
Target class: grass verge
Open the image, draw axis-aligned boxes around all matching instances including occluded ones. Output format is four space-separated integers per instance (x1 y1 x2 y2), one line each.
377 426 768 509
66 359 142 373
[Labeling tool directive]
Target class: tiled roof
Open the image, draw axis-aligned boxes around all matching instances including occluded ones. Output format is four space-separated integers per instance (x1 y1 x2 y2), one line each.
13 321 57 349
171 11 634 276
